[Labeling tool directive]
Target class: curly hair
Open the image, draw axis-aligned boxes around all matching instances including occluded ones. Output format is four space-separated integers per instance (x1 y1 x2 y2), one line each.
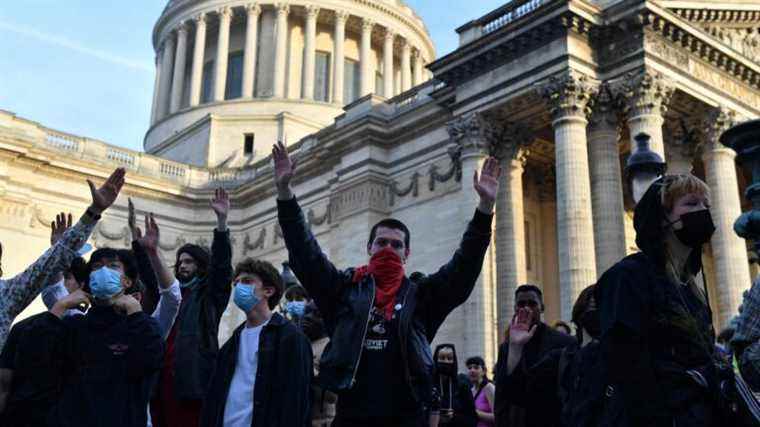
233 258 284 310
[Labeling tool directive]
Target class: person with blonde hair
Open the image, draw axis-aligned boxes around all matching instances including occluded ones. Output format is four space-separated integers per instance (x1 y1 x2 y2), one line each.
596 174 718 426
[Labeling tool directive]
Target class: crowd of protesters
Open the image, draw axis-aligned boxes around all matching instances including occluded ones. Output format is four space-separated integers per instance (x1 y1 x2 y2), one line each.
0 141 758 427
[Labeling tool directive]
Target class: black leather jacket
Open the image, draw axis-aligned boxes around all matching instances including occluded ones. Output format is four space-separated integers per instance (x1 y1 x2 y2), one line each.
277 197 492 406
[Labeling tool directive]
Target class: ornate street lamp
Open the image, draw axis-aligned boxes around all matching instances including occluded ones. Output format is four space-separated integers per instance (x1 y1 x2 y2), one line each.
625 133 667 204
721 119 760 249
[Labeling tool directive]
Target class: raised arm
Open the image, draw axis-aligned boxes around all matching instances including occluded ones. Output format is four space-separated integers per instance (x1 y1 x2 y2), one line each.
273 141 346 318
0 168 125 347
422 157 500 337
206 188 233 317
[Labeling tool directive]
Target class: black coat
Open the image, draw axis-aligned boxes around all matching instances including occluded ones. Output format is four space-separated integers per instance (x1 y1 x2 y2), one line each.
41 307 164 427
200 313 312 427
277 197 493 409
595 179 717 427
494 323 575 427
168 229 233 400
434 374 478 427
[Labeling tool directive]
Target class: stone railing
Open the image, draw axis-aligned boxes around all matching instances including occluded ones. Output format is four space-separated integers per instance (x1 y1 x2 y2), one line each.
387 79 438 114
38 127 213 187
457 0 545 45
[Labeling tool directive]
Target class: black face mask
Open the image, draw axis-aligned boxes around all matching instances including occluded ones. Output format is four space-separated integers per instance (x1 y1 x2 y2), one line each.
436 361 456 377
580 310 600 339
672 209 716 249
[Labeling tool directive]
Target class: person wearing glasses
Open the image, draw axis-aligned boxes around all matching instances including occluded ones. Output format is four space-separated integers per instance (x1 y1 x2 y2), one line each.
493 285 575 427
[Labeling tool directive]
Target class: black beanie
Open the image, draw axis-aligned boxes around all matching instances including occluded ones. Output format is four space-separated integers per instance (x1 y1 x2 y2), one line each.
175 244 210 278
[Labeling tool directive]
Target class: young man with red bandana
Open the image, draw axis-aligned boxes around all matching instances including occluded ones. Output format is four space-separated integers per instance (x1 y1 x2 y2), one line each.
273 141 501 427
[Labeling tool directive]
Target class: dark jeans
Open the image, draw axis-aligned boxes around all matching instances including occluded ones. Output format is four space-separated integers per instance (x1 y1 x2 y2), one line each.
332 413 425 427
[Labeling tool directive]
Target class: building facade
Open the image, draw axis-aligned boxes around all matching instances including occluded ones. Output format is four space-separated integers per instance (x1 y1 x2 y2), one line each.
1 0 759 368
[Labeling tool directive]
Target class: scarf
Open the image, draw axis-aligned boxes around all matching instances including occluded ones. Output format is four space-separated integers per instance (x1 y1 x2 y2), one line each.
353 247 405 320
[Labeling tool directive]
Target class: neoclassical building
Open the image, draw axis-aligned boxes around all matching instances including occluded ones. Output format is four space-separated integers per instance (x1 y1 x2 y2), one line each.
1 0 759 369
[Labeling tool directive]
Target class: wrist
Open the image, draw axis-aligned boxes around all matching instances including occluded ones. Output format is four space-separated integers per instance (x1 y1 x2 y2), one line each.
87 204 104 216
216 216 228 231
477 200 495 214
277 186 294 201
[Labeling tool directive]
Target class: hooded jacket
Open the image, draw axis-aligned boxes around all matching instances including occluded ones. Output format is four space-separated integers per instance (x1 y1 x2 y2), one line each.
277 197 492 414
595 177 717 427
432 344 477 427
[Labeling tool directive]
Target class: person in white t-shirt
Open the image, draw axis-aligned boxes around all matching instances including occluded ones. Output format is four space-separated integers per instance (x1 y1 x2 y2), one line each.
200 258 312 427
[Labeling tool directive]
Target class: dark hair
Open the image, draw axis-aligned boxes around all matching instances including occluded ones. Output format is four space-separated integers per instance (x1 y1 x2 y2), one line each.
66 257 89 285
571 285 597 327
466 356 490 387
86 248 139 293
515 284 544 309
174 244 210 279
234 258 284 310
284 284 309 301
368 219 410 250
553 321 572 335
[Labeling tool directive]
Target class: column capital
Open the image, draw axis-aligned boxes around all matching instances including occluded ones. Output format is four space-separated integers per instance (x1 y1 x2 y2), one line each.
305 5 320 19
275 2 290 15
487 121 533 163
664 118 702 162
703 108 737 144
384 28 396 42
217 6 232 19
538 72 597 121
245 3 262 16
334 10 350 23
194 12 207 25
615 70 674 118
447 112 493 157
588 83 621 130
176 21 189 36
401 39 411 52
412 48 422 60
361 18 375 31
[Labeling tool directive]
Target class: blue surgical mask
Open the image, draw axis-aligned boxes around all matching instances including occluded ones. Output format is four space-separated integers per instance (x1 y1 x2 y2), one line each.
285 301 306 318
234 283 260 313
89 267 123 300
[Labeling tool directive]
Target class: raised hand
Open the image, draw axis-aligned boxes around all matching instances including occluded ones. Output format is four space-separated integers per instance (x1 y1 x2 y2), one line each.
127 198 142 242
474 157 501 213
50 212 73 246
211 188 230 231
138 213 160 253
272 141 296 200
509 307 537 347
87 167 126 215
112 293 142 315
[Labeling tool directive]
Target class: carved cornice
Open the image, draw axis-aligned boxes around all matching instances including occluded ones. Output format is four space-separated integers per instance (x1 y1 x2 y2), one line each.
670 8 760 25
538 72 597 121
614 70 674 119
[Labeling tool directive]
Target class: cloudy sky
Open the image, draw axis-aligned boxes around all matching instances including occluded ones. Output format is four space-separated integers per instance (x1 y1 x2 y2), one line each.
0 0 506 151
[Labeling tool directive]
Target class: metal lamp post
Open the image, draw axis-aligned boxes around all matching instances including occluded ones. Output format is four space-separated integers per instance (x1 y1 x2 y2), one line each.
721 119 760 250
625 133 667 204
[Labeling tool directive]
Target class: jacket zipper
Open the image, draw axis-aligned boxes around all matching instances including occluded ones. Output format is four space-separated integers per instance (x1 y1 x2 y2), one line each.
350 284 375 388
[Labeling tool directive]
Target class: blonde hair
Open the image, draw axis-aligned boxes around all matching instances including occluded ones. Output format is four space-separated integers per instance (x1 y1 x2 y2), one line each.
660 174 711 213
660 174 711 304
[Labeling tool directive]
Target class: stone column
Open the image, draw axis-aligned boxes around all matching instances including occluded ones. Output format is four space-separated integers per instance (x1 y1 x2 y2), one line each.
702 109 752 326
150 52 163 124
169 23 189 113
620 71 673 158
213 7 232 102
189 13 207 107
360 18 374 97
587 85 626 275
413 50 423 86
383 29 395 98
664 120 700 175
302 5 319 100
540 73 598 319
401 41 412 92
273 3 290 98
157 36 176 120
446 113 497 376
488 121 532 337
332 10 349 105
242 3 261 99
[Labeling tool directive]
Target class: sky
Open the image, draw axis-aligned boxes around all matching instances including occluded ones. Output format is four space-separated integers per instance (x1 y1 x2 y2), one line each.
0 0 506 152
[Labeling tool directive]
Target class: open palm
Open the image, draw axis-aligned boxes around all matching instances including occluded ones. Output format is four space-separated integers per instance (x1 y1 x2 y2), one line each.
211 188 230 218
272 140 296 189
474 157 500 206
509 308 537 346
88 168 126 214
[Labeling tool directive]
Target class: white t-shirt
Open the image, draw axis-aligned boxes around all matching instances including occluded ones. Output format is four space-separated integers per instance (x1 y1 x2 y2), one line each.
223 318 270 427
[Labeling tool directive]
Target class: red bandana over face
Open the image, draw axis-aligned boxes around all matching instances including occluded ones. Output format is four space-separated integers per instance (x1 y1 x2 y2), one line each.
353 247 405 320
